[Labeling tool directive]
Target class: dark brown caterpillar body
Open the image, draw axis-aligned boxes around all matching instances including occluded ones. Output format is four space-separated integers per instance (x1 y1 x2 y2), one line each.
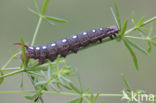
21 26 119 65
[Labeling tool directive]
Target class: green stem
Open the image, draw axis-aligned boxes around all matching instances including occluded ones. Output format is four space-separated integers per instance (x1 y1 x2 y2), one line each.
0 60 64 71
125 27 137 35
0 91 36 94
30 15 44 103
1 52 20 70
0 69 24 79
140 16 156 27
45 91 122 97
0 90 122 97
0 67 21 72
84 97 90 103
125 16 156 35
0 60 65 78
31 17 42 46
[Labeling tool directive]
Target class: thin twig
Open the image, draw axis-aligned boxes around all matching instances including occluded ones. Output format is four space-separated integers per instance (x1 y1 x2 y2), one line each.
0 90 123 97
31 17 42 46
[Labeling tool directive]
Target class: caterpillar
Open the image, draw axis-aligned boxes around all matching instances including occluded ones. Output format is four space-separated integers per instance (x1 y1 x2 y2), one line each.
16 26 119 65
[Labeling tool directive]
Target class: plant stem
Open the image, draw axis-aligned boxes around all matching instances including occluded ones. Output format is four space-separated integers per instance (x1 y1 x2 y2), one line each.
45 91 122 97
1 52 20 70
0 67 21 72
0 91 36 94
0 90 122 97
125 27 137 35
140 16 156 27
0 60 65 79
0 69 24 79
31 17 42 46
30 15 45 103
125 16 156 35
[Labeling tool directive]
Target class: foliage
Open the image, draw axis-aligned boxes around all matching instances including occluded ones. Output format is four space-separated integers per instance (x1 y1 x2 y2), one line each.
0 0 156 103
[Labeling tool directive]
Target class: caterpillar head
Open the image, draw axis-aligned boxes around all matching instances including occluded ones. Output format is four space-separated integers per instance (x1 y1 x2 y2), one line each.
107 26 119 34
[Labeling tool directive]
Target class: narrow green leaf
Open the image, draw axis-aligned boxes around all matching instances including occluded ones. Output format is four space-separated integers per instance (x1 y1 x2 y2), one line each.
120 19 128 37
28 8 40 17
99 101 104 103
148 24 153 37
123 39 139 70
84 88 90 94
49 83 60 92
151 36 156 40
31 60 39 66
147 40 152 53
41 0 50 15
140 16 156 27
46 19 55 25
69 82 81 94
141 27 151 32
25 96 34 100
136 16 146 27
56 82 61 89
20 37 28 67
77 72 83 93
151 41 156 46
137 28 147 35
121 74 131 90
40 71 47 78
125 35 148 40
27 71 42 77
60 83 72 90
27 66 47 71
58 74 65 85
112 0 121 29
55 55 62 69
32 0 40 12
25 94 37 100
47 67 51 79
45 16 67 23
61 65 74 75
90 93 94 102
131 11 136 25
49 62 57 72
110 8 118 28
67 97 82 103
0 71 4 85
93 93 100 103
1 51 20 70
125 38 149 55
59 74 72 83
20 73 24 88
35 81 47 86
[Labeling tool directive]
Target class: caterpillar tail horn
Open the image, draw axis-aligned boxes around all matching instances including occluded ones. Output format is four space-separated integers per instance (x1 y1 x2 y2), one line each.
14 43 28 49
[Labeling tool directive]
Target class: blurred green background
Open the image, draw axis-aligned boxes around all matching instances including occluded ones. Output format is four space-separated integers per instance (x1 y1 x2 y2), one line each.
0 0 156 103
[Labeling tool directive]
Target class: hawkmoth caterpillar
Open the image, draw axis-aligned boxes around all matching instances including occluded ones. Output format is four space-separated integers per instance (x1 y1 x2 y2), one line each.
16 26 119 65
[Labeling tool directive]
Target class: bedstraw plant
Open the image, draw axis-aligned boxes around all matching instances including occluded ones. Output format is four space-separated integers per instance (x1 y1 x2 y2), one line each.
0 0 156 103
